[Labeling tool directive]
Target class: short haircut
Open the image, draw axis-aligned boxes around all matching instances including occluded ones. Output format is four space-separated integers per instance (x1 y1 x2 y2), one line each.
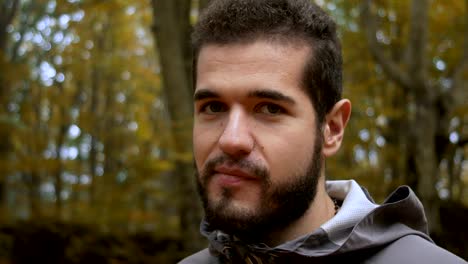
192 0 342 123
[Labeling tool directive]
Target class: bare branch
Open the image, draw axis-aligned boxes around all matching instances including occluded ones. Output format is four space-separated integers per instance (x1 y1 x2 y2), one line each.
360 0 411 91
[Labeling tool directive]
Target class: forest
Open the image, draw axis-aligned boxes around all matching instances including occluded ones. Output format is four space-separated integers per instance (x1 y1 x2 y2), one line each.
0 0 466 262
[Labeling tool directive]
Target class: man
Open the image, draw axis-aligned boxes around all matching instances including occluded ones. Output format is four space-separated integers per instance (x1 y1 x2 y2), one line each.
181 0 466 263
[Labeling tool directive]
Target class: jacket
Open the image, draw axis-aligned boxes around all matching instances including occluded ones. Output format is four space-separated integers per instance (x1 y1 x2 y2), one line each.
179 180 466 263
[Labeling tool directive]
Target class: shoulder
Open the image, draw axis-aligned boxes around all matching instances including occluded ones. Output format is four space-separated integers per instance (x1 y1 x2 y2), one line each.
178 248 220 264
368 235 466 264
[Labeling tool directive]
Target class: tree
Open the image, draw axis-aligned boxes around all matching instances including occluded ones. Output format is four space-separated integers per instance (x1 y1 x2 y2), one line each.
150 0 205 252
360 0 468 233
0 0 19 51
0 0 20 219
0 0 465 257
0 0 178 230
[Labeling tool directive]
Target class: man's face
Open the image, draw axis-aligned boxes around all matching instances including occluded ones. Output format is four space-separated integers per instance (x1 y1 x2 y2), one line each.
193 40 323 237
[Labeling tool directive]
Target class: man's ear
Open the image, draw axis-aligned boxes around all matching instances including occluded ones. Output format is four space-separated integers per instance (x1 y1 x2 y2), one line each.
322 99 351 157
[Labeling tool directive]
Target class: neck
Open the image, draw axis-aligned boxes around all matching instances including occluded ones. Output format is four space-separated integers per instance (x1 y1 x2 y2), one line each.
265 176 335 246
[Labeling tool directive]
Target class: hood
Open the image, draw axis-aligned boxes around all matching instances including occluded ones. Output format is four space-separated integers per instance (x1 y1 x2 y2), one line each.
200 180 432 261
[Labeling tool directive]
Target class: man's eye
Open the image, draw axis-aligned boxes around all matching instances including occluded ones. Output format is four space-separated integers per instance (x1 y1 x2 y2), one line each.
201 102 227 114
257 103 284 115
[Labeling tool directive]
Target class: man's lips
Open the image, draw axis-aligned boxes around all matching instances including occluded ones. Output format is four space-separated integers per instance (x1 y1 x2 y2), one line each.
214 165 256 179
213 165 257 186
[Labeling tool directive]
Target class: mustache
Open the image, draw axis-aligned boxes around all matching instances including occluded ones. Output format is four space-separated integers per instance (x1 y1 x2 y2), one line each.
201 155 269 183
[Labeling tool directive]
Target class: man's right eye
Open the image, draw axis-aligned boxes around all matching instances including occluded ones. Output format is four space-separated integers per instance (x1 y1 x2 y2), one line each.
200 102 227 114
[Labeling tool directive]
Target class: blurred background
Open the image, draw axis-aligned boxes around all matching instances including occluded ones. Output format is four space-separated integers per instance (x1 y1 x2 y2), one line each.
0 0 466 263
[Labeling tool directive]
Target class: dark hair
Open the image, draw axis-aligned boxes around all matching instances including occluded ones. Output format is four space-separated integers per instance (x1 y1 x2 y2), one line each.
192 0 342 123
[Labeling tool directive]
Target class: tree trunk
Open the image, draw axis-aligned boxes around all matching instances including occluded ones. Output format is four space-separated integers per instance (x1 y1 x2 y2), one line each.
88 38 102 206
25 72 46 219
54 84 68 219
0 0 20 52
54 123 66 218
360 0 451 234
412 97 440 232
0 0 20 222
151 0 203 252
27 171 42 219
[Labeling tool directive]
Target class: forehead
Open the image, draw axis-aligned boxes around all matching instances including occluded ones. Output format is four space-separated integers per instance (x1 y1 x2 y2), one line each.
196 39 311 70
195 40 311 98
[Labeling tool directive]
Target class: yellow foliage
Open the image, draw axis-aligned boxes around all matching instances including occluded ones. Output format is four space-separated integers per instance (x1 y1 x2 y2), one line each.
0 0 465 239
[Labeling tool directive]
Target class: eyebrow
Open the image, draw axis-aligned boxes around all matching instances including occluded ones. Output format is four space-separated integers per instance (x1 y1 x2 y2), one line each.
248 90 296 105
193 89 220 101
193 88 296 105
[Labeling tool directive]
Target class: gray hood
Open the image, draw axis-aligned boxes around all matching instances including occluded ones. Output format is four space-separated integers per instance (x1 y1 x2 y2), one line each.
200 180 432 261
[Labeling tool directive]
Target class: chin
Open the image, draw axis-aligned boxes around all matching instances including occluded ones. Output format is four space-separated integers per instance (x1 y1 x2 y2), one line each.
206 201 261 235
209 191 258 215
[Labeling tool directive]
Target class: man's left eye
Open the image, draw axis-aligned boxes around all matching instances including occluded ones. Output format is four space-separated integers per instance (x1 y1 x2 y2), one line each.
257 103 284 115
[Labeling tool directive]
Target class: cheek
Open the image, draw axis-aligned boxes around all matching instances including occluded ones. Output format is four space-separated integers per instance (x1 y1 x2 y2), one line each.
264 129 317 182
193 124 220 169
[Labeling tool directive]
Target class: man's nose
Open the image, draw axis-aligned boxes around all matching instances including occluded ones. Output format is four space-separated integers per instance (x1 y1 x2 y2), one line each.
218 107 254 158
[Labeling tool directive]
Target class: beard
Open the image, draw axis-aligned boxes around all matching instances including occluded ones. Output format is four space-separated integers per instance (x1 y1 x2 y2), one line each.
195 132 323 242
